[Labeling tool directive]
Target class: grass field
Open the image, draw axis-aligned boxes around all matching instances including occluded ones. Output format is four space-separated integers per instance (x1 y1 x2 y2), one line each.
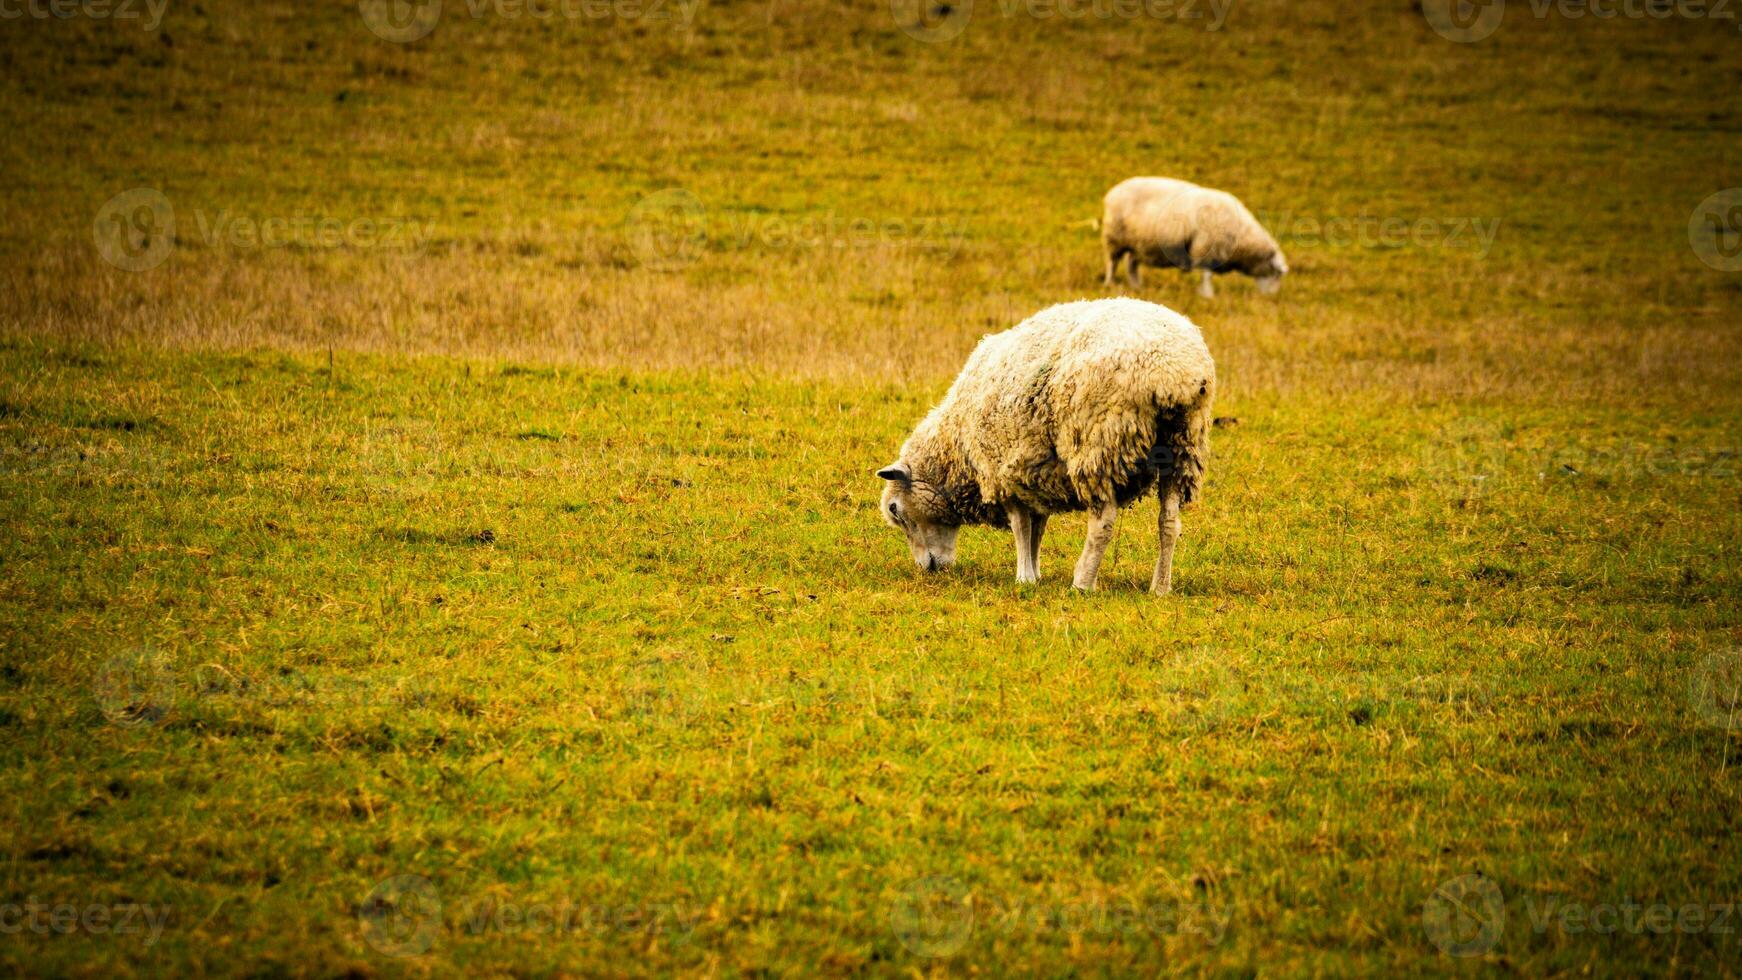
3 0 1742 974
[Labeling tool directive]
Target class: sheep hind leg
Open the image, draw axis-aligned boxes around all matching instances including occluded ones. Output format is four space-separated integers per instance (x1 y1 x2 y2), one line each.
1009 506 1050 584
1198 270 1215 299
1126 258 1142 291
1102 246 1120 287
1027 513 1048 581
1072 501 1119 592
1008 506 1036 584
1151 487 1183 596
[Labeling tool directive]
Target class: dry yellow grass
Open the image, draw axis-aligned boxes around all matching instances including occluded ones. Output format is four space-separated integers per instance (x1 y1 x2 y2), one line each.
2 0 1738 403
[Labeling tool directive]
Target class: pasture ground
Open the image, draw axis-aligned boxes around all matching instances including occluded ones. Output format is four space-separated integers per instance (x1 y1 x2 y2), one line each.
2 0 1741 974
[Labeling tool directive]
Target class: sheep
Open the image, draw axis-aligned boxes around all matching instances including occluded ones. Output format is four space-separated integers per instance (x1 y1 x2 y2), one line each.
1101 177 1288 298
876 297 1214 595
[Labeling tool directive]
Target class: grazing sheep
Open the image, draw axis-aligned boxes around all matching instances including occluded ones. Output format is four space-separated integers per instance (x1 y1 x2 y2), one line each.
877 298 1214 595
1101 177 1287 298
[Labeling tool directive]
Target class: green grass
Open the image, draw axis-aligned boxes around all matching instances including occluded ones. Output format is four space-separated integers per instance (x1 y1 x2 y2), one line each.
2 0 1742 974
2 343 1739 974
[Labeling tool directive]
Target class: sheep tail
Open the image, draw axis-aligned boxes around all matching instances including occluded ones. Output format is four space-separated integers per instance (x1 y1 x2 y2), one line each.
1071 217 1102 233
1163 378 1214 507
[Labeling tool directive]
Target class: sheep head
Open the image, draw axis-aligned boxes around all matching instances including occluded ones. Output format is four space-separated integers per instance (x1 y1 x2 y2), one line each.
877 461 959 573
1253 249 1288 296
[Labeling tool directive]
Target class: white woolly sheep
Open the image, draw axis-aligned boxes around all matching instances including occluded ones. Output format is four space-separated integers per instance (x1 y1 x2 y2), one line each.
1101 177 1288 298
877 298 1215 595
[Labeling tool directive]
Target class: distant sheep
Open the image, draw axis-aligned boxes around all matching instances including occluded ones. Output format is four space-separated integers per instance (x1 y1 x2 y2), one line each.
877 298 1214 595
1101 177 1287 298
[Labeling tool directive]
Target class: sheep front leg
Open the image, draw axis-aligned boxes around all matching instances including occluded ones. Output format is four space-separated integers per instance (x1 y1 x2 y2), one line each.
1198 270 1215 299
1072 501 1119 592
1126 258 1142 290
1151 488 1183 596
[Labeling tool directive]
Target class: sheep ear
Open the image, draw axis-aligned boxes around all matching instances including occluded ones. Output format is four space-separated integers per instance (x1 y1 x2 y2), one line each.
877 462 911 483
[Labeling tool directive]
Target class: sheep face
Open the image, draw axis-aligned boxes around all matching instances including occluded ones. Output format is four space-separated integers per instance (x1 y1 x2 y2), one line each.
1253 250 1288 296
877 462 960 573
